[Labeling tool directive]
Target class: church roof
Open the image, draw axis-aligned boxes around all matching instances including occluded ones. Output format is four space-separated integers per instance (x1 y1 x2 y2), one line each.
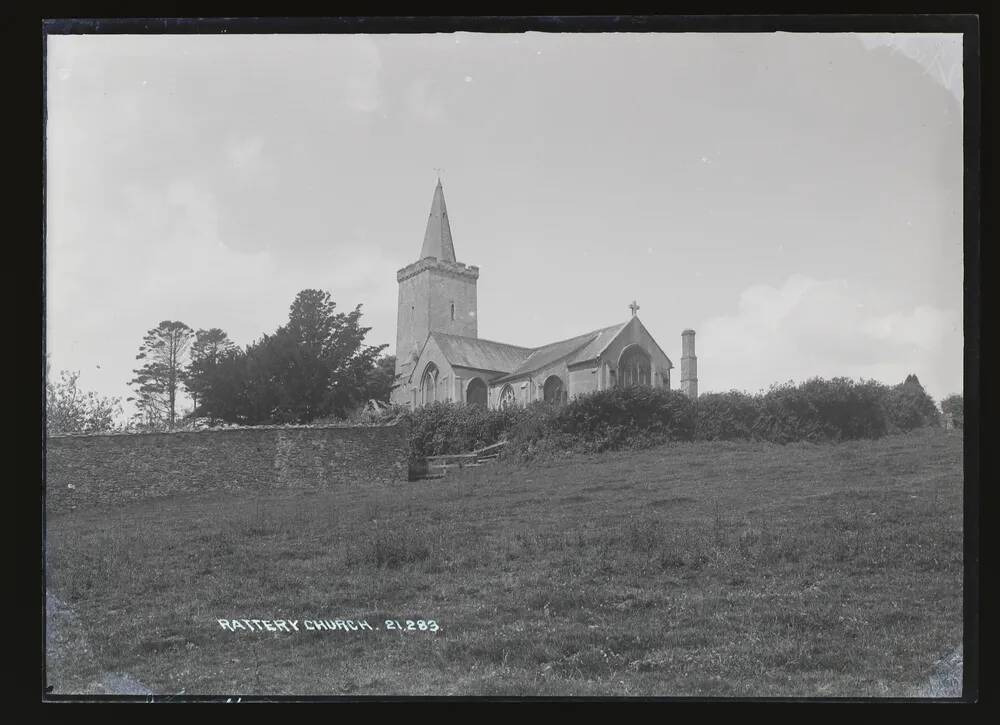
429 332 532 374
565 321 632 366
419 179 456 262
493 321 630 383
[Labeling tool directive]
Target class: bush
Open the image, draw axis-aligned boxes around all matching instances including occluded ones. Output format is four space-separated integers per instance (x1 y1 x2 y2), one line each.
550 386 696 452
885 375 941 432
46 369 124 435
505 402 562 456
390 402 534 465
746 378 891 443
694 391 760 441
393 375 942 465
940 394 963 427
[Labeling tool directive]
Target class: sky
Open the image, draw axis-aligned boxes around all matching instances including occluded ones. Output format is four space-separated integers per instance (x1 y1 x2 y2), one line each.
45 31 964 416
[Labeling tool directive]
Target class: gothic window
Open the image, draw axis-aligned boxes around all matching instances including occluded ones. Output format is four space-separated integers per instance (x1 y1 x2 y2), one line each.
543 375 565 405
420 363 439 406
617 345 652 388
498 384 516 410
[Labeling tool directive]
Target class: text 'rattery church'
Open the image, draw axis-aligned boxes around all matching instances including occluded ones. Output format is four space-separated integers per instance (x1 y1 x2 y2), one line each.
391 180 698 410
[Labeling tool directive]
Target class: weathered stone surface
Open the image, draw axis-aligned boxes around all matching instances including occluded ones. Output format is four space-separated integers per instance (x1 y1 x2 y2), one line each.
45 423 409 515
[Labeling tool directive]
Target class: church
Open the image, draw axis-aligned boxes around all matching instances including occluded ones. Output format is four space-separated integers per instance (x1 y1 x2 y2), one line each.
390 180 698 410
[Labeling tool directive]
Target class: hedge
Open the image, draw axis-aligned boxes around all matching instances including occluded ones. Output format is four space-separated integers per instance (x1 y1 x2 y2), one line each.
377 375 942 463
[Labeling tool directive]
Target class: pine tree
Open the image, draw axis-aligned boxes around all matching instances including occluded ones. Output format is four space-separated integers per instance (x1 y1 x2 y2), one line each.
185 328 236 414
128 321 194 430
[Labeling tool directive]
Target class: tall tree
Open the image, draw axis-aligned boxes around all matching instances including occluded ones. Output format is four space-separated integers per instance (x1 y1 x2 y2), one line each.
128 320 194 429
271 290 387 422
185 328 236 414
46 366 123 435
362 354 396 405
193 290 386 424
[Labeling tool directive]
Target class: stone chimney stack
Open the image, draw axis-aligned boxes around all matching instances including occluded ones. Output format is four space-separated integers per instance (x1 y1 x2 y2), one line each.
681 329 698 400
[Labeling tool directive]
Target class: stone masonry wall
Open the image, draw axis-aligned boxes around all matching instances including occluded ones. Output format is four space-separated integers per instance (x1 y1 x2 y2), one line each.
46 423 409 515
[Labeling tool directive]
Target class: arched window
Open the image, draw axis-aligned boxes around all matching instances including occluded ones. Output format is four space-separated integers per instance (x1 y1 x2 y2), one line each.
498 384 516 410
617 345 652 388
420 363 439 406
466 377 487 407
543 375 565 404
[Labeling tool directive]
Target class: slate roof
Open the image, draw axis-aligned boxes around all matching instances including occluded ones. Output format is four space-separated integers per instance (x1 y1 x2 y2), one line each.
428 318 671 385
419 179 456 262
429 332 533 374
565 321 632 366
492 321 630 383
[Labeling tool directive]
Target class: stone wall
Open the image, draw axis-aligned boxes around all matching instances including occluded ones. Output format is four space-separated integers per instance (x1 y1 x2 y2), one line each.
45 423 409 515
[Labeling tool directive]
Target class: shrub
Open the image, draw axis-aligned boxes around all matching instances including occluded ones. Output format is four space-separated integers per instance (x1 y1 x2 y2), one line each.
391 402 534 465
46 369 124 436
544 386 696 453
940 394 963 427
752 378 890 443
798 377 890 440
394 375 941 465
752 381 822 443
504 402 562 456
694 391 761 441
885 375 941 432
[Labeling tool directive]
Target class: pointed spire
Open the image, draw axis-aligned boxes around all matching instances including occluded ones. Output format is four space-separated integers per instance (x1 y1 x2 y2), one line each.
420 178 456 262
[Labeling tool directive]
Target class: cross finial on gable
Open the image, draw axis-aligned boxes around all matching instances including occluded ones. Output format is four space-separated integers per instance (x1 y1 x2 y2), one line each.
629 300 640 317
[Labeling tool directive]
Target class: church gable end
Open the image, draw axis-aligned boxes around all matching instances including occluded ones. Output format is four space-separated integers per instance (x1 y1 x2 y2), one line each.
591 316 674 390
406 335 457 407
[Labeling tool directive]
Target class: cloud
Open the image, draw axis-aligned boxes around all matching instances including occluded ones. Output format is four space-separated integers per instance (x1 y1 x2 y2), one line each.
861 305 958 351
698 275 962 400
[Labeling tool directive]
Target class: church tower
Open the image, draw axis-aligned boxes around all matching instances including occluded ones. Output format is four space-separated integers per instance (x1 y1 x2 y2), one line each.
393 179 479 390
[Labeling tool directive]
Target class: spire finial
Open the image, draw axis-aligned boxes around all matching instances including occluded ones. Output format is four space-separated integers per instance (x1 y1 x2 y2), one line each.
420 177 455 262
434 167 444 183
629 300 640 317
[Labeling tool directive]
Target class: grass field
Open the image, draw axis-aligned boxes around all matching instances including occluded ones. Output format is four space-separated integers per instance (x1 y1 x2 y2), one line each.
45 428 964 697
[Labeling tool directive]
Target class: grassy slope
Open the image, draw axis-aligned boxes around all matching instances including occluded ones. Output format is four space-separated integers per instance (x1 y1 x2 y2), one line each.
45 428 963 697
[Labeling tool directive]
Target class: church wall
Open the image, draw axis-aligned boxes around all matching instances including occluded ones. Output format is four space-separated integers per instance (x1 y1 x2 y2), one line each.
487 381 522 409
486 357 573 407
568 365 600 399
452 366 508 406
523 360 572 404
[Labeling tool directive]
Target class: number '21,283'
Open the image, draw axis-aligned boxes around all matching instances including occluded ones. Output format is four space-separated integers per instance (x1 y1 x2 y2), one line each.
385 619 440 632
